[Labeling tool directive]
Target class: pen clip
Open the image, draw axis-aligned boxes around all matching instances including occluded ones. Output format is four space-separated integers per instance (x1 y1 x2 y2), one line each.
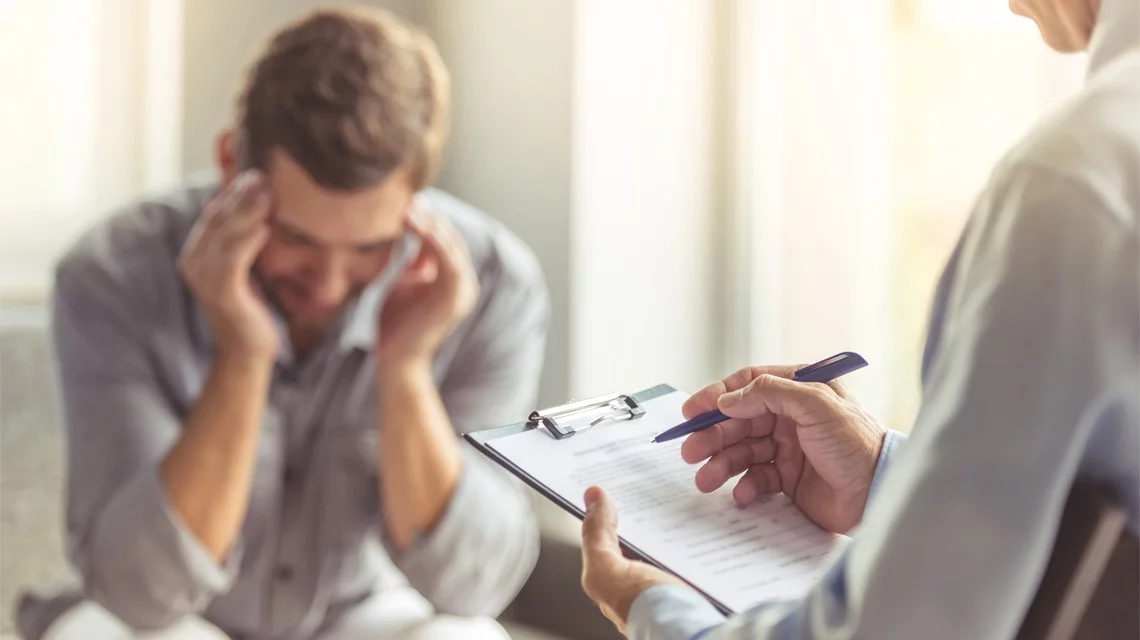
793 351 868 383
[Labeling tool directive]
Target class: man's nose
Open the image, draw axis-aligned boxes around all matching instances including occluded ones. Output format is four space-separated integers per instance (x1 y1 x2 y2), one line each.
311 251 350 304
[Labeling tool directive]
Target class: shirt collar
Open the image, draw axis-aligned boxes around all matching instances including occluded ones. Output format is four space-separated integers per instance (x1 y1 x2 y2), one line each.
337 229 421 351
1087 0 1140 77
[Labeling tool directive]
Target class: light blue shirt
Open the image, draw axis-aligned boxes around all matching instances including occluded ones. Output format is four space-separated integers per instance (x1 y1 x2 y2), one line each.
628 4 1140 639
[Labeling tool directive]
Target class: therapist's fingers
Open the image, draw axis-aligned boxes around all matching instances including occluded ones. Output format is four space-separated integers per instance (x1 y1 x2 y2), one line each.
826 376 859 401
732 463 783 505
681 413 776 464
684 364 852 419
582 487 621 560
718 374 843 425
694 437 776 493
682 365 797 418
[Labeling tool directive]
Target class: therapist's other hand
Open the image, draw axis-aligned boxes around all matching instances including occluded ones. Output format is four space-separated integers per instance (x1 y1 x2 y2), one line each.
581 486 685 635
681 366 886 534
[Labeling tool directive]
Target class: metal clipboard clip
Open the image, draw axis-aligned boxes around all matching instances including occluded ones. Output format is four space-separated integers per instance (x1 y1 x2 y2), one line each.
529 392 646 440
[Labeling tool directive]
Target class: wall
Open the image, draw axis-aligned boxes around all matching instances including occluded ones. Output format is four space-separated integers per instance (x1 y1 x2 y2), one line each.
426 0 724 404
0 0 182 297
422 0 575 407
734 0 895 417
571 0 722 398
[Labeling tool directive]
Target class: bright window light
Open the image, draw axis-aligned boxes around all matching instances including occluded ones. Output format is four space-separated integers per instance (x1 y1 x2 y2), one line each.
920 0 1025 27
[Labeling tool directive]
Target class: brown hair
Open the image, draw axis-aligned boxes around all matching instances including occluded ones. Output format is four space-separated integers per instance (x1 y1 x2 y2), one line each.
234 6 449 191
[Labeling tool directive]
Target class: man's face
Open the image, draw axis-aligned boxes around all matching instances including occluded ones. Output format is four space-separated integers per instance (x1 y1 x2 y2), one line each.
253 149 414 332
1009 0 1101 52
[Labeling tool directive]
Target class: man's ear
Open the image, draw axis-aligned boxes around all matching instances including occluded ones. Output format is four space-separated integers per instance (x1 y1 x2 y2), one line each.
216 129 240 186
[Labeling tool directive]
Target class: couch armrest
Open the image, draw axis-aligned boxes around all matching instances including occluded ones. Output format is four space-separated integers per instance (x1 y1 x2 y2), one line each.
502 532 623 640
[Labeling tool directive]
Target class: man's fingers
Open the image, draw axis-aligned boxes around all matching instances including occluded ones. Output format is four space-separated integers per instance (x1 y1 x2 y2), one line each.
218 169 261 213
680 413 775 464
681 380 728 419
229 225 270 272
826 376 856 401
395 245 439 289
581 486 621 558
682 365 804 419
732 463 782 505
718 374 840 424
193 171 269 261
694 438 776 493
217 192 269 247
681 369 749 418
408 210 468 274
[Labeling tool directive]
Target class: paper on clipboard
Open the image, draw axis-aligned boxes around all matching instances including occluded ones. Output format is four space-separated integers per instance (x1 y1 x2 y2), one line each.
485 390 847 613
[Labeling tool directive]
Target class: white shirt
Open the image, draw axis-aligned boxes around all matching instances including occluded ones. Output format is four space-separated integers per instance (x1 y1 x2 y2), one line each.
629 2 1140 638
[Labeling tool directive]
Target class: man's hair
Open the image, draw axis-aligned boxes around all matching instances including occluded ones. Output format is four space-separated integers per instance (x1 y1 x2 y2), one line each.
234 6 449 191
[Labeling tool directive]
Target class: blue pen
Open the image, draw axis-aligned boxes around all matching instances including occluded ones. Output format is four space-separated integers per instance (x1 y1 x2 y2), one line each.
651 351 868 444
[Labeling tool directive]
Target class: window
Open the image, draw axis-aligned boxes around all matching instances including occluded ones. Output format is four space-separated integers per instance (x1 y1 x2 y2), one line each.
0 0 182 296
730 0 1084 426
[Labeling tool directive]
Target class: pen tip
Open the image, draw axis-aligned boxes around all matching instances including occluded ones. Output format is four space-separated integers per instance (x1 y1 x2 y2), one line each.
649 437 658 443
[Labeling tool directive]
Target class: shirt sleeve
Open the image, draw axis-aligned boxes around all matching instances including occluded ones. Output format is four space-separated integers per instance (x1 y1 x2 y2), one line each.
390 236 549 617
53 261 240 630
866 429 908 508
626 429 909 640
629 164 1134 640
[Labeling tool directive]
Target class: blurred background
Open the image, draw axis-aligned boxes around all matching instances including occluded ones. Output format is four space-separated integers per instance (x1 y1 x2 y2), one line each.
0 0 1085 636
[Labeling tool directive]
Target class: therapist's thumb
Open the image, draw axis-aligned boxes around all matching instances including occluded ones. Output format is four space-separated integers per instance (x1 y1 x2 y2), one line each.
582 487 620 556
718 374 833 421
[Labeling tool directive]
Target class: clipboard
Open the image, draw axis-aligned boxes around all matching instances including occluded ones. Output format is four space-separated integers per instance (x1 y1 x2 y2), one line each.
465 384 737 614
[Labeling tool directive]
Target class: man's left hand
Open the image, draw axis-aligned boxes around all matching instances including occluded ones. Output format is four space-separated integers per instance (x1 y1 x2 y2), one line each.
580 486 686 636
378 207 480 368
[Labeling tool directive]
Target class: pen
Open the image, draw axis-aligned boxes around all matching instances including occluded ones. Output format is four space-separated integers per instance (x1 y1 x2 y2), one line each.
651 351 868 444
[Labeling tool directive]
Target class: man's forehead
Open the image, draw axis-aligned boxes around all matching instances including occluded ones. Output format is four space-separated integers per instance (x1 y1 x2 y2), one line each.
270 199 408 247
264 152 415 245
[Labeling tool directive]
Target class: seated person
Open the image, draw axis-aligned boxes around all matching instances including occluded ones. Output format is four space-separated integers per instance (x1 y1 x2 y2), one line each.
578 0 1139 637
18 6 548 640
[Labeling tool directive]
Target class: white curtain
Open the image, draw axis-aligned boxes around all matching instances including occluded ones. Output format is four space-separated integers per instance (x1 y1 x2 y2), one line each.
729 0 1086 424
0 0 182 297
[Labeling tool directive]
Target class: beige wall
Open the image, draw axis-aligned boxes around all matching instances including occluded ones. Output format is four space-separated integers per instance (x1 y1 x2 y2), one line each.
422 0 575 406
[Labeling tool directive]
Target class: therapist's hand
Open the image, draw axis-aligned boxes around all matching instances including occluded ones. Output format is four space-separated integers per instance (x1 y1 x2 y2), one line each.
681 366 886 534
581 486 686 635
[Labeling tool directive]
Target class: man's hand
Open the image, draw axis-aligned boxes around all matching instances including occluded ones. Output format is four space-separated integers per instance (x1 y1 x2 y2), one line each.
581 486 685 636
179 170 277 362
681 366 886 534
378 208 479 368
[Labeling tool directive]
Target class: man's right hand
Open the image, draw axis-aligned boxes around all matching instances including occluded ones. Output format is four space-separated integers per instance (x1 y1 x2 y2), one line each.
680 366 886 534
179 170 278 362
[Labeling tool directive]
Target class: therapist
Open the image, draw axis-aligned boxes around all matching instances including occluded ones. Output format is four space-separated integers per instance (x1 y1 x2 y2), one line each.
579 0 1140 637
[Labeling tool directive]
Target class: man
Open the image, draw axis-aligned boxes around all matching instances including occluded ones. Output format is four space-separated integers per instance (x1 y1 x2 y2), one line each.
580 0 1139 638
18 7 547 640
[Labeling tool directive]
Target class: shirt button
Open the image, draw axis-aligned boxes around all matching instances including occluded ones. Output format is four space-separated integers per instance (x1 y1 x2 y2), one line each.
275 564 294 583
